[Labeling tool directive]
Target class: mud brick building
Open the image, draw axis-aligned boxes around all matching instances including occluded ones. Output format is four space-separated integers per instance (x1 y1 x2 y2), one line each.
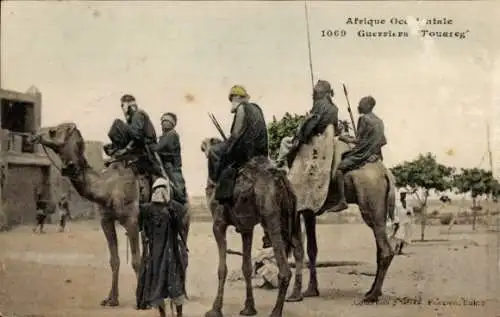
0 86 104 228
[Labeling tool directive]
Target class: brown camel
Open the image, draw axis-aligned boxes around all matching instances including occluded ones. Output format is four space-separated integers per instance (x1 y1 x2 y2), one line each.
200 137 304 317
31 122 191 308
285 143 397 303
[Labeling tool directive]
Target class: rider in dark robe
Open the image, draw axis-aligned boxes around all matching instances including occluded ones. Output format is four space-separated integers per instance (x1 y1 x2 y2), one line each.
151 112 188 204
136 177 188 317
213 85 269 204
283 80 339 167
327 95 387 213
103 94 157 170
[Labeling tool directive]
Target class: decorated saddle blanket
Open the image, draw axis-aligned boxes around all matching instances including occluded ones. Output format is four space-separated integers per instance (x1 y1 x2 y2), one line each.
288 124 335 212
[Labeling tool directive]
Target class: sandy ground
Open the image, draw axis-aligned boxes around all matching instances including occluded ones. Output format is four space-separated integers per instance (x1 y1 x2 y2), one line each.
0 220 499 317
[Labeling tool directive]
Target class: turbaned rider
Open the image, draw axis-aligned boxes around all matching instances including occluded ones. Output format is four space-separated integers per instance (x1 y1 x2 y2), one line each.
279 80 340 167
213 85 269 204
151 112 188 205
103 94 157 165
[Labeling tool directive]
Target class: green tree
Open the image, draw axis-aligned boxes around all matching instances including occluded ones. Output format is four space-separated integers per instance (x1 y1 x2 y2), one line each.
452 168 498 230
390 153 455 241
267 112 306 160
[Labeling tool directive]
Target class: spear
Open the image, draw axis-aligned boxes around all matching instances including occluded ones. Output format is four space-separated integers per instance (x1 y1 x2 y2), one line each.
342 83 357 136
304 0 314 90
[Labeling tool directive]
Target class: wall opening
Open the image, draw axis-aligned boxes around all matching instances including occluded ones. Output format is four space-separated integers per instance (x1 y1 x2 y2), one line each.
1 99 36 153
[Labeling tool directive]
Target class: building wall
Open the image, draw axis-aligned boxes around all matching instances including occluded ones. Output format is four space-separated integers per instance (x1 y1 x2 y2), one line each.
3 164 50 225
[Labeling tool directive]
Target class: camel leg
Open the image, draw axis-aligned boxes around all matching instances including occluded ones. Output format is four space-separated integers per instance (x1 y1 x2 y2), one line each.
302 210 319 297
239 231 257 316
158 302 166 317
124 217 141 276
267 230 291 317
100 218 120 306
286 222 304 302
364 220 394 302
205 221 228 317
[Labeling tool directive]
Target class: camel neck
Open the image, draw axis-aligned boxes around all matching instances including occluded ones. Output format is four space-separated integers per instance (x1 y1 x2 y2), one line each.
69 164 107 205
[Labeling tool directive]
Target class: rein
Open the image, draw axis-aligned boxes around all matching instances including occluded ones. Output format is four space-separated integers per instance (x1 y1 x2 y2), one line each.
41 144 63 174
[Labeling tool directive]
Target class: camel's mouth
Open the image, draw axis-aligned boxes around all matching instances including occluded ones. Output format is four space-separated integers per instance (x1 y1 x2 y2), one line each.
30 127 62 151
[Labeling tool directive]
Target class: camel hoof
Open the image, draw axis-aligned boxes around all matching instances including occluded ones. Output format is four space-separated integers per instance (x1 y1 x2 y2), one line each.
100 298 119 307
286 291 303 302
362 291 382 303
239 306 257 316
302 287 319 298
205 309 223 317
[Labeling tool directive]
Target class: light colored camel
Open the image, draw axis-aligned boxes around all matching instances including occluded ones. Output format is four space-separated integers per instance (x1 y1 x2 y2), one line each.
284 139 397 303
200 137 304 317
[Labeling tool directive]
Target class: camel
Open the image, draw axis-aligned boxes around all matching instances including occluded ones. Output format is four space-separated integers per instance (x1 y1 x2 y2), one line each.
31 122 191 308
280 135 397 303
200 137 304 317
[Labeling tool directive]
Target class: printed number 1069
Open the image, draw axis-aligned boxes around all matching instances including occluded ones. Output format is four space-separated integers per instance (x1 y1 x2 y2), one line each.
321 29 347 38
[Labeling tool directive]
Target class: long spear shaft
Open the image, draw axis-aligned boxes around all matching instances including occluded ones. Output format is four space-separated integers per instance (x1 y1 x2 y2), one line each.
342 83 357 136
304 0 314 90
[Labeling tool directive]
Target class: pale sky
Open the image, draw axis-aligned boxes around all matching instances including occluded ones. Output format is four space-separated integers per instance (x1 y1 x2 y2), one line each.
1 1 499 195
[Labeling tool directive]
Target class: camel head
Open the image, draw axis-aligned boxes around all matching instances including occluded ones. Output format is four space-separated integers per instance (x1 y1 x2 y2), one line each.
31 122 87 174
200 137 223 158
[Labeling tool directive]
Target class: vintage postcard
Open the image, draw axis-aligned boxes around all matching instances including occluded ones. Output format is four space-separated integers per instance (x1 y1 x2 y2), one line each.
0 1 498 317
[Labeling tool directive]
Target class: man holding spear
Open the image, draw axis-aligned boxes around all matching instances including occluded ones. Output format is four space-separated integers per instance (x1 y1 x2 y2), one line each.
327 95 387 213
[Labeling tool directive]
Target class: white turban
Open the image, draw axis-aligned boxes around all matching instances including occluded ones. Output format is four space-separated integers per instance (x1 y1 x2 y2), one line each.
151 177 171 204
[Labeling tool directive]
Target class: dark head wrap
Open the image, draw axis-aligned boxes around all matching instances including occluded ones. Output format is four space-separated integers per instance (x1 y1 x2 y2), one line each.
313 80 334 100
120 94 136 103
358 96 376 113
161 112 177 125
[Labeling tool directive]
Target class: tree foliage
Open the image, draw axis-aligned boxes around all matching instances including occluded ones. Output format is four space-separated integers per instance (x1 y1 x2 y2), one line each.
267 112 306 160
390 153 455 241
390 153 455 198
452 168 500 229
453 168 498 199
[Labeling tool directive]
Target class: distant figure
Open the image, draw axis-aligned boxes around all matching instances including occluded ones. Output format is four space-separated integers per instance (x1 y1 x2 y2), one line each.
389 190 413 254
58 195 71 232
33 194 48 234
439 195 452 204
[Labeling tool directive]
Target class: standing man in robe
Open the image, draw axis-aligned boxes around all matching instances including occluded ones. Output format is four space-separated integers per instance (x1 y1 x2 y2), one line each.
151 112 188 204
327 95 387 213
136 177 188 317
57 194 71 232
213 85 269 204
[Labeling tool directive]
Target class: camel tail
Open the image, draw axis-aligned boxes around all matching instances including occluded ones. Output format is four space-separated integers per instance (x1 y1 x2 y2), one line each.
385 170 396 222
